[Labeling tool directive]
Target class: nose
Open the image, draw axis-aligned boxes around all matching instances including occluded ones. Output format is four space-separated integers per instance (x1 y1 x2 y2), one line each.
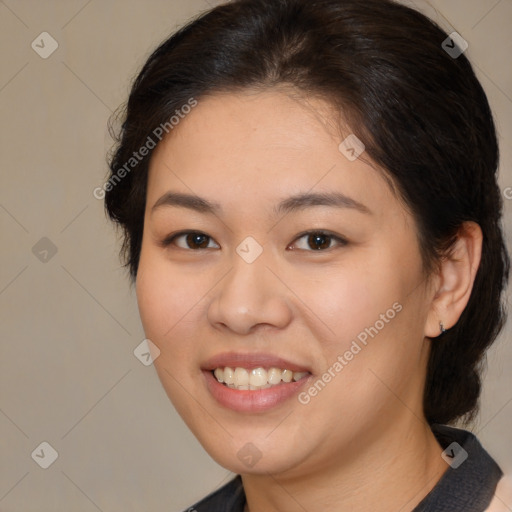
207 257 293 335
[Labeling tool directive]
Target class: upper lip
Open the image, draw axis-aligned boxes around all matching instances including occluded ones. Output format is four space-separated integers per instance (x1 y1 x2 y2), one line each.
202 352 311 373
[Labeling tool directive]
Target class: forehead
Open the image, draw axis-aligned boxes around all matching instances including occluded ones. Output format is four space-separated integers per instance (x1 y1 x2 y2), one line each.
146 90 400 220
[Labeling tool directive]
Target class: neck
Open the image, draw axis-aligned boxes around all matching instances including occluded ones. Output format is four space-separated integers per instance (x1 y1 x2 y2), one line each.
242 417 448 512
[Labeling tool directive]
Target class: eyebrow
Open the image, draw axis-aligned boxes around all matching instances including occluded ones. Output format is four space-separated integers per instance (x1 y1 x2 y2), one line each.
274 191 371 216
151 191 372 216
151 192 221 215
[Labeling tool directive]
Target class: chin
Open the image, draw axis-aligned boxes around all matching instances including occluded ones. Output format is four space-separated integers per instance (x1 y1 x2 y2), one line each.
196 432 307 477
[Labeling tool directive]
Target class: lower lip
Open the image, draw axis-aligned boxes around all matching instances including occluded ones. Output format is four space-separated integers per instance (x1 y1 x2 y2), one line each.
203 370 310 413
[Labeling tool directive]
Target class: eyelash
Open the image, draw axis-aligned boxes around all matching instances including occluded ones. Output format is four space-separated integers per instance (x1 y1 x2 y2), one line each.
160 230 348 252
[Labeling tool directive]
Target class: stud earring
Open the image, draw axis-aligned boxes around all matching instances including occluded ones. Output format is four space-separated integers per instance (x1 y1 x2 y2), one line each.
440 321 446 334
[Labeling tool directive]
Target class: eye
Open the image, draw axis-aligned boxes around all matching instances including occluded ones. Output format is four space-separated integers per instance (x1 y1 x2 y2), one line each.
161 231 220 250
289 231 348 251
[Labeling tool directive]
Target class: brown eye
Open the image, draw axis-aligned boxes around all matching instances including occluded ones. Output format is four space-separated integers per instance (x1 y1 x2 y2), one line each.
162 232 219 250
307 233 332 250
185 233 211 249
289 231 348 251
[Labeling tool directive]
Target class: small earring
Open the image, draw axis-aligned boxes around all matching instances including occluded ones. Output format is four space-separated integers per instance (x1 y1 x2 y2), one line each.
439 321 446 334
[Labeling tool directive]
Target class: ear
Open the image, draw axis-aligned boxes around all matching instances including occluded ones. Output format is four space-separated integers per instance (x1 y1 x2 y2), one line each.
424 221 483 338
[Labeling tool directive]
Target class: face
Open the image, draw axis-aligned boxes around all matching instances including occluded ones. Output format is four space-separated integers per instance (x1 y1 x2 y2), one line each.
136 89 434 477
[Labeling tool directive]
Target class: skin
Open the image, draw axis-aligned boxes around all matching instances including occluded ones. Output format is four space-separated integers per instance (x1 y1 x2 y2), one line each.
136 89 482 511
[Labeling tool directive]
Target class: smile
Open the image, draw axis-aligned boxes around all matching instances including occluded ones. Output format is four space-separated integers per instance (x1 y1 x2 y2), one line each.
202 352 312 412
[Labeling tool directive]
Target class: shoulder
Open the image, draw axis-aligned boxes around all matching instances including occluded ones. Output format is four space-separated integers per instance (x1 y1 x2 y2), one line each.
414 425 503 511
431 424 502 478
184 475 245 512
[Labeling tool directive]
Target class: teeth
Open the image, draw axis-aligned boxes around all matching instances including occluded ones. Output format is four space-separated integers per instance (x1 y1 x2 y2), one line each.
268 367 282 385
249 367 267 387
213 366 309 390
282 369 293 383
214 368 223 382
223 367 234 385
234 367 249 386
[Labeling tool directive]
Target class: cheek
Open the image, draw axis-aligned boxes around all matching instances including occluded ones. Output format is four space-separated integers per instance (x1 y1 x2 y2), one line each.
292 298 426 447
135 248 205 375
289 249 426 402
135 249 206 413
137 246 197 335
288 254 408 349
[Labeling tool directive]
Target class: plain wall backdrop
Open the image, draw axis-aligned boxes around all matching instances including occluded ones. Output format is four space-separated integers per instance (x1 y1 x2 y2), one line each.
1 0 511 510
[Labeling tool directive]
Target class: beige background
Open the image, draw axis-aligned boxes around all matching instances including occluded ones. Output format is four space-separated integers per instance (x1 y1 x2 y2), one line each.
0 0 511 510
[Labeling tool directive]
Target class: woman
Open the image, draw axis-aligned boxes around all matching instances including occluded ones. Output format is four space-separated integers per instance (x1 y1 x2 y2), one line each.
104 0 510 510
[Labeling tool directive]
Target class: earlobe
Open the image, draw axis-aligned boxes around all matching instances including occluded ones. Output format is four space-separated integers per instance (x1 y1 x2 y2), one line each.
424 221 483 338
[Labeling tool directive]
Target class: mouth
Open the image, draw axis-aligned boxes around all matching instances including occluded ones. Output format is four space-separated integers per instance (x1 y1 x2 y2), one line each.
201 353 312 412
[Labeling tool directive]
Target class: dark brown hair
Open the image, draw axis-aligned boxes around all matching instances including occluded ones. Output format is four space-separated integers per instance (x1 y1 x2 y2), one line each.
105 0 509 425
